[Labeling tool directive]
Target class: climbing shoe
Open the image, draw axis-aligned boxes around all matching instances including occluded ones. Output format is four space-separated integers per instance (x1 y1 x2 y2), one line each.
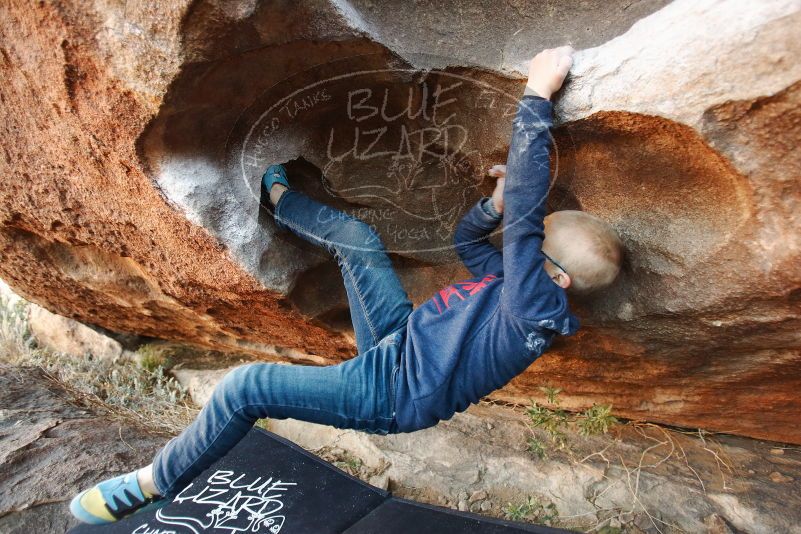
69 471 157 524
262 163 290 193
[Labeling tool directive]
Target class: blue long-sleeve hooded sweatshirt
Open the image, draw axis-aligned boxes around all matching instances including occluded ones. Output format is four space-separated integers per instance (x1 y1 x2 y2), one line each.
393 95 580 432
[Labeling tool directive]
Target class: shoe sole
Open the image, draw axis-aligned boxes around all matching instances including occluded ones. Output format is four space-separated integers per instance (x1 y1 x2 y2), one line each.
69 490 111 525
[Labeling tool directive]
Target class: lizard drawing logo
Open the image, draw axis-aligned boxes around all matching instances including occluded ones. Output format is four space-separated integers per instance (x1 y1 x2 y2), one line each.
133 470 297 534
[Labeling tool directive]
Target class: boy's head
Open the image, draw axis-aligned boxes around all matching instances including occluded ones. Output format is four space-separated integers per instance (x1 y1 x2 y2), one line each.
542 210 623 294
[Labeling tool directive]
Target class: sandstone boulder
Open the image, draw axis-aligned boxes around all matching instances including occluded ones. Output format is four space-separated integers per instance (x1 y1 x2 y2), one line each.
0 0 799 442
28 303 129 360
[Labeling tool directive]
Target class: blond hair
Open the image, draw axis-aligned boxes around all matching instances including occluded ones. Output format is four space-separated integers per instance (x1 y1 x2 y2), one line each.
543 210 623 294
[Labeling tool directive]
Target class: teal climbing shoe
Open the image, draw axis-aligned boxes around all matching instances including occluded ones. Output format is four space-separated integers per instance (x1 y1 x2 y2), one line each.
69 471 157 524
262 164 289 193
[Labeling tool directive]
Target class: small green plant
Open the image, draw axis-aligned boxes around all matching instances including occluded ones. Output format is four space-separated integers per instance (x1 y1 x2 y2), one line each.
503 496 559 525
527 402 568 447
526 437 547 459
334 455 362 473
503 498 534 521
135 343 177 372
255 419 271 431
530 386 569 448
138 350 165 372
577 404 618 436
539 385 562 405
525 386 619 457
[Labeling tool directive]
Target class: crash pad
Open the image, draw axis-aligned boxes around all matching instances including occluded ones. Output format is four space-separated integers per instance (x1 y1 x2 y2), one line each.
69 429 569 533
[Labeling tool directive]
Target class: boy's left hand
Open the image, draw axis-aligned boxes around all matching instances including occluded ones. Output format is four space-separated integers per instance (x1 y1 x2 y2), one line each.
525 46 574 100
488 165 506 214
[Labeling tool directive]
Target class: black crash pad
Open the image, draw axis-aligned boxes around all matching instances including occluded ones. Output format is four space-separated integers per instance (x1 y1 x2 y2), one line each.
69 428 571 534
342 498 567 534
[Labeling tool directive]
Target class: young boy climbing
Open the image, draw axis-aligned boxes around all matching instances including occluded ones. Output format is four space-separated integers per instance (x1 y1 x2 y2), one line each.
71 46 623 524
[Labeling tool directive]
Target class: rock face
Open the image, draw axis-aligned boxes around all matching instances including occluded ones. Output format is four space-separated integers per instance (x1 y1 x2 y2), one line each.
1 0 800 442
0 366 163 533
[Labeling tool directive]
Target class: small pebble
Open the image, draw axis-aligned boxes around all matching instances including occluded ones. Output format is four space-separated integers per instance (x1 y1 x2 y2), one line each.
458 499 469 511
469 502 482 513
480 501 493 512
769 471 793 484
469 490 487 503
770 448 785 455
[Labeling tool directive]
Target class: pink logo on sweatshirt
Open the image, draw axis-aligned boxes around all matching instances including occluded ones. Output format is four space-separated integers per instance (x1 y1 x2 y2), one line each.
432 274 497 314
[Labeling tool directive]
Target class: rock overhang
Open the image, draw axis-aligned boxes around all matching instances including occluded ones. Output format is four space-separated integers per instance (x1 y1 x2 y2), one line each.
2 0 801 442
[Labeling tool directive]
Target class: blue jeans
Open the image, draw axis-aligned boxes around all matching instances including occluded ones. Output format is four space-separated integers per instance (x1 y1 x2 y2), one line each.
152 190 413 496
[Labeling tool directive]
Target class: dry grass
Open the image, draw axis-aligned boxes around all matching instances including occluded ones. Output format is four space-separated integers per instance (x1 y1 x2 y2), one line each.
0 285 198 435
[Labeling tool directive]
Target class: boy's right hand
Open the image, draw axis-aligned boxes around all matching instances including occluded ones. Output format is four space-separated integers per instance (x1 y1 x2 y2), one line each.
525 46 574 100
488 165 506 215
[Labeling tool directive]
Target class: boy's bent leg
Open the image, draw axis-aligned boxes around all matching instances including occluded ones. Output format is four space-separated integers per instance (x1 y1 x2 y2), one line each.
274 190 412 353
152 342 399 496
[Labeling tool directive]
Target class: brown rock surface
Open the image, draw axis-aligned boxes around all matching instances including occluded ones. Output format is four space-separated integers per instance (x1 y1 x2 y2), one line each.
1 0 800 442
0 365 164 532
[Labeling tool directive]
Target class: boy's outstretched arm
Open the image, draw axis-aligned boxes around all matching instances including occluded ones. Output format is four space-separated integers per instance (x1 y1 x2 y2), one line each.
452 169 505 277
500 47 574 319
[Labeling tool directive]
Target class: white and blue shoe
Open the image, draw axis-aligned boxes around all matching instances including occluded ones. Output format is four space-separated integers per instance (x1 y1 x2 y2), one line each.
70 471 158 524
262 164 290 192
